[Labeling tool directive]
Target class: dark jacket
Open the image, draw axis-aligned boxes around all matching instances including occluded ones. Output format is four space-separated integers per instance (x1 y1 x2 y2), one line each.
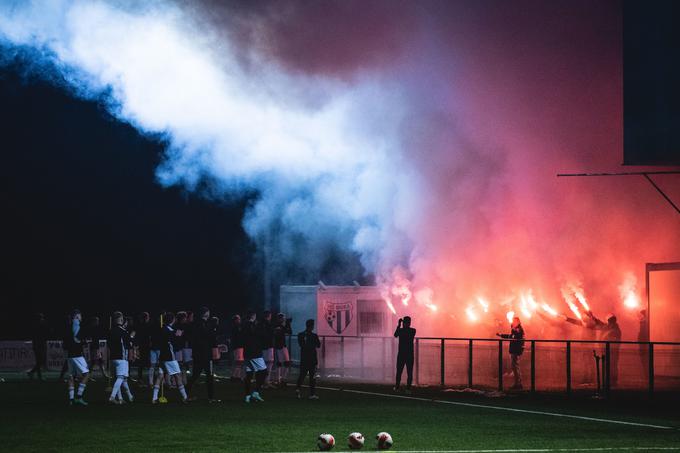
31 319 49 349
501 325 525 355
298 330 321 366
273 321 292 349
159 325 177 362
262 319 275 349
108 325 132 361
394 326 416 357
230 324 244 349
191 319 218 360
243 320 265 360
63 319 85 358
135 321 152 350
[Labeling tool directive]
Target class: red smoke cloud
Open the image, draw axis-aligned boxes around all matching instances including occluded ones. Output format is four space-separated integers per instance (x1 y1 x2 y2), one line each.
199 0 680 338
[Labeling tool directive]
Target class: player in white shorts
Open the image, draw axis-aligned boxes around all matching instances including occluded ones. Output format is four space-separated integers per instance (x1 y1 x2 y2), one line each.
108 311 134 404
172 311 187 387
243 312 267 403
273 313 292 385
152 312 188 404
64 309 90 406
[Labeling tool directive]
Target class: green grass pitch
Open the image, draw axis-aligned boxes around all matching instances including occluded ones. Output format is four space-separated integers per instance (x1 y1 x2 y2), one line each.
1 374 679 452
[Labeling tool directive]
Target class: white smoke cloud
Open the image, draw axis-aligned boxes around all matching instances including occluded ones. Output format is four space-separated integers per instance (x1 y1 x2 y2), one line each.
0 0 416 276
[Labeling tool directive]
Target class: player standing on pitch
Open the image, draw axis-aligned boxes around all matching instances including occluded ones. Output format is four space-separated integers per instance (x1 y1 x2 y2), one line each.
186 306 220 403
261 310 275 388
394 316 416 393
243 311 267 403
273 313 293 386
296 319 321 400
135 312 152 387
27 313 48 381
64 309 90 405
152 312 188 404
108 311 134 404
230 314 244 382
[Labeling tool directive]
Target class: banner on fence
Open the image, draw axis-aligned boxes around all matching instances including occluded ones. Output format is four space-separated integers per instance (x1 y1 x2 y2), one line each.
0 341 35 370
0 340 108 371
47 340 65 370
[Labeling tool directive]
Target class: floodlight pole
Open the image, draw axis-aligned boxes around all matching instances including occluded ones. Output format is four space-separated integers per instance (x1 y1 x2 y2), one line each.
557 171 680 215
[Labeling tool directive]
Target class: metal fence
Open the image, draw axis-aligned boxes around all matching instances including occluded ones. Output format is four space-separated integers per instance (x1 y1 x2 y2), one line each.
287 336 680 396
3 336 679 396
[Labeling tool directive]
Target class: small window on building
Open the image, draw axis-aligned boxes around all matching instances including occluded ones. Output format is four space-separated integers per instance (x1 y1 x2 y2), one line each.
359 311 385 335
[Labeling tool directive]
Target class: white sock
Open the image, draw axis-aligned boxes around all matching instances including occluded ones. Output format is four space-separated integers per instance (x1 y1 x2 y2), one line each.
152 385 159 401
282 366 290 380
110 377 123 400
122 380 133 400
68 386 74 400
116 388 123 401
147 368 155 386
178 384 187 400
276 367 281 382
77 383 87 397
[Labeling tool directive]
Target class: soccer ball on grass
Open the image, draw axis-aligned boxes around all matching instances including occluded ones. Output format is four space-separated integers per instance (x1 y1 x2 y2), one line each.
376 432 393 450
348 432 365 449
317 433 335 451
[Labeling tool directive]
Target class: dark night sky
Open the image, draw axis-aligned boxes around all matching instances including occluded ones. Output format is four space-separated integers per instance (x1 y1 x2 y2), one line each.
0 60 263 337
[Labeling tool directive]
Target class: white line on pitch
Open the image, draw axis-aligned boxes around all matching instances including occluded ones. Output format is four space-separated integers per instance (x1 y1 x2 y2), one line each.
308 385 674 430
276 448 680 453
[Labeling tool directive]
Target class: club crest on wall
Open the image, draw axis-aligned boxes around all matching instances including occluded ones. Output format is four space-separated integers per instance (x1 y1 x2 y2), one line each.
323 300 353 334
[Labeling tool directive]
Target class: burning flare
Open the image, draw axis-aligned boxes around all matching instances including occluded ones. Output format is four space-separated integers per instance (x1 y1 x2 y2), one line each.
619 273 640 309
477 297 490 313
541 303 558 317
506 310 515 324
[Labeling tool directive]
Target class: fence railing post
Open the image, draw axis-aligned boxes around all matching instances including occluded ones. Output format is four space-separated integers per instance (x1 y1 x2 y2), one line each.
440 338 445 387
468 339 473 388
382 337 386 382
340 336 345 378
415 338 420 386
648 342 654 397
604 342 611 398
498 340 503 391
530 340 536 393
566 341 571 397
360 337 365 379
321 336 326 373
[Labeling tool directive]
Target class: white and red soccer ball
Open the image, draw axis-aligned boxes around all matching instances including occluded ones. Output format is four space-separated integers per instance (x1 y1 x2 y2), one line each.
376 432 393 450
317 433 335 451
348 432 365 449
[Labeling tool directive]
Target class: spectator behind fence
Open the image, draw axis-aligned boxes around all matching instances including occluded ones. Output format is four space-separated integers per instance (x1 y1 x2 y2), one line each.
497 316 525 390
584 311 621 386
393 316 416 393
